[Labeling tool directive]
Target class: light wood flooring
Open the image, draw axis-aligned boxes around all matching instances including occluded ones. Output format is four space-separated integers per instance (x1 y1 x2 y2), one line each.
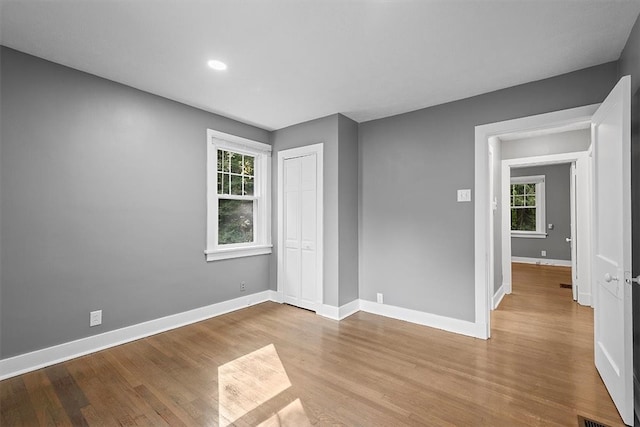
0 263 625 426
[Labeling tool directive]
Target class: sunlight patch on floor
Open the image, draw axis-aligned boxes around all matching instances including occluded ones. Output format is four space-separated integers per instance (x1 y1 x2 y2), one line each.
257 398 311 427
218 343 309 426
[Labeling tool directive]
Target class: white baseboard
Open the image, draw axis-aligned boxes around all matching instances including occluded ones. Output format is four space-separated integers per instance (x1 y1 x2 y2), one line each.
268 289 283 303
578 292 592 307
492 284 506 310
359 300 484 339
1 293 487 380
338 299 360 319
511 256 572 267
316 304 339 320
0 290 271 381
317 300 360 321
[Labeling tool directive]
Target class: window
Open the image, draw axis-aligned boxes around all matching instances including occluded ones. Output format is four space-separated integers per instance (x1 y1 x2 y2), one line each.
205 129 272 261
510 175 546 238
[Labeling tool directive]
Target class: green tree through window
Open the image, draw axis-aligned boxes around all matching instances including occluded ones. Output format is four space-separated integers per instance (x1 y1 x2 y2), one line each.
511 182 537 231
217 149 255 245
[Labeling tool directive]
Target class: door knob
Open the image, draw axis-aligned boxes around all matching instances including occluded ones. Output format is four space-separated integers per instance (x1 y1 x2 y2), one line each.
566 237 572 243
604 273 619 283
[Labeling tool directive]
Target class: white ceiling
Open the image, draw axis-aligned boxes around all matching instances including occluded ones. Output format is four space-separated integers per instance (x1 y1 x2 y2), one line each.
2 1 639 131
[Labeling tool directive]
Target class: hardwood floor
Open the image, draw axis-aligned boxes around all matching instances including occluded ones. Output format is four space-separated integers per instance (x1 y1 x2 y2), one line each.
1 263 624 426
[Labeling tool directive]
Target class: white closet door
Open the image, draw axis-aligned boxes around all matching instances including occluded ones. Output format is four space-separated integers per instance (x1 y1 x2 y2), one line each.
283 154 317 311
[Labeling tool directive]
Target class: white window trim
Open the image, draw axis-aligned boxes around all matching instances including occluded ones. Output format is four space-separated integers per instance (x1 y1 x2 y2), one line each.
510 174 547 238
205 129 272 261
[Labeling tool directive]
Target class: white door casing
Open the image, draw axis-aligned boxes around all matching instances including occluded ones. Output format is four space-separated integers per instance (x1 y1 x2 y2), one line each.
277 144 324 312
591 76 632 426
570 162 578 301
488 143 496 309
475 104 599 339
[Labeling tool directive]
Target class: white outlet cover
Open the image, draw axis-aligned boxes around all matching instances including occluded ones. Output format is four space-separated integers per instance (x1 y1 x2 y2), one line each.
90 310 102 327
457 189 472 202
376 293 383 304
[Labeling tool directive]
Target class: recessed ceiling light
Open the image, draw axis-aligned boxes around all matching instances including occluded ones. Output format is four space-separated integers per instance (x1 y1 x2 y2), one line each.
207 59 227 71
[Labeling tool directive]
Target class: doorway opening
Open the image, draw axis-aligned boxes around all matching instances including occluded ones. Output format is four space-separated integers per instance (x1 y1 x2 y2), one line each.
497 150 592 312
474 104 598 339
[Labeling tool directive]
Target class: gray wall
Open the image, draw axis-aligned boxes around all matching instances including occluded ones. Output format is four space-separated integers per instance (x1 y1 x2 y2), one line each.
359 62 618 322
620 12 640 96
510 164 572 261
269 113 359 308
0 47 272 358
501 129 591 160
619 11 640 425
337 115 359 306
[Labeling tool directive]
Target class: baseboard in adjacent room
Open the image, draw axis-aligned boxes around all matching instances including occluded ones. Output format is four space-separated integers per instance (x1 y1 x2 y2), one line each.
511 256 572 267
492 284 506 310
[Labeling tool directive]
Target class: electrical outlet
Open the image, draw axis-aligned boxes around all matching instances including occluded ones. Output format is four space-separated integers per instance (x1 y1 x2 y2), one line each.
240 281 246 292
90 310 102 327
377 293 383 304
541 250 547 257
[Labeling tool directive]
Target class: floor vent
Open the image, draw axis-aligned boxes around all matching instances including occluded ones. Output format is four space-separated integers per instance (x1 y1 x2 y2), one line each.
559 283 572 289
577 415 610 427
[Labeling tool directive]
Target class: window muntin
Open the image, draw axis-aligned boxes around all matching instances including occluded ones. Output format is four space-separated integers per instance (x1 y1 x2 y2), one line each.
206 130 272 261
217 150 255 196
510 175 546 237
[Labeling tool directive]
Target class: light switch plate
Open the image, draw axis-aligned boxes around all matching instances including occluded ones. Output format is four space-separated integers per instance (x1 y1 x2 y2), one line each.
457 189 472 202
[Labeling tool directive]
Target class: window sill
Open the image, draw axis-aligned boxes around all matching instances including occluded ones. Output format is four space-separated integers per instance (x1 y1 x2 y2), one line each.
205 245 272 261
511 232 547 239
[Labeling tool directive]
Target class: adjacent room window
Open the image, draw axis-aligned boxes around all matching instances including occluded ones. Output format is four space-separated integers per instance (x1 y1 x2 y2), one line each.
510 175 546 238
206 129 272 261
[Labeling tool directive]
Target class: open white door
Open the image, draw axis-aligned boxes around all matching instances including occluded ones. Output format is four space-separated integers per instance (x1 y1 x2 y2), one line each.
592 75 632 425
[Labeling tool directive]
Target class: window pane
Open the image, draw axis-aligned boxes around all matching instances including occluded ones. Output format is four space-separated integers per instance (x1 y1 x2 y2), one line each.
513 195 524 206
511 208 536 231
219 173 229 194
243 156 254 176
244 176 254 196
217 150 223 171
525 195 536 207
230 174 243 195
511 184 524 196
230 152 242 174
223 150 230 171
525 183 536 195
219 199 254 244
